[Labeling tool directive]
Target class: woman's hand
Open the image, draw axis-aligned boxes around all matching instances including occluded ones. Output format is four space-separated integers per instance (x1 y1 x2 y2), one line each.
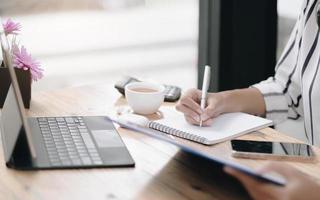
224 162 320 200
176 88 266 126
175 88 225 126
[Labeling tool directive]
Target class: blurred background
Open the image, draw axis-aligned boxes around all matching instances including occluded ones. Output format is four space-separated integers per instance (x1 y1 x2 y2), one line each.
1 0 198 91
0 0 304 140
0 0 301 91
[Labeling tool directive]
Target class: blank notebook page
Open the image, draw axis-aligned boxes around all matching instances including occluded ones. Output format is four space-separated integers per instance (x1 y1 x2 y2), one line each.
155 107 273 144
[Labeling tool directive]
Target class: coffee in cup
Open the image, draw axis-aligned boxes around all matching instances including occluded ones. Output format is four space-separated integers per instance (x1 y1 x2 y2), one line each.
125 82 165 115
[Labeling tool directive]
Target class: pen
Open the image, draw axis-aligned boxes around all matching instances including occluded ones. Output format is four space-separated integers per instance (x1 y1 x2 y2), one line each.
0 19 4 68
200 65 211 127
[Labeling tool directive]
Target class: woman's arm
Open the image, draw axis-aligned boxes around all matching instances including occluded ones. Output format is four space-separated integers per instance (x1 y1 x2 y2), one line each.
224 162 320 200
218 88 266 116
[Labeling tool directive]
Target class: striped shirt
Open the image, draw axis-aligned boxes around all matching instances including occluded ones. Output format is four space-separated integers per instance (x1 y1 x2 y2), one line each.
253 0 320 146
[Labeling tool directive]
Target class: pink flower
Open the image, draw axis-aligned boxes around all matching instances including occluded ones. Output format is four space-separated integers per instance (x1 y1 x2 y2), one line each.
12 45 44 81
2 19 21 35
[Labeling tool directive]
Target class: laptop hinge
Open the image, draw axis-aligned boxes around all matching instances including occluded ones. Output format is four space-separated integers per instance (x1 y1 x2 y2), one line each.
6 126 33 169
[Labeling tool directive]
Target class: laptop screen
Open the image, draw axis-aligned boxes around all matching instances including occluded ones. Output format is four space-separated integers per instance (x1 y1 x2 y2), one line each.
0 86 25 162
0 27 36 161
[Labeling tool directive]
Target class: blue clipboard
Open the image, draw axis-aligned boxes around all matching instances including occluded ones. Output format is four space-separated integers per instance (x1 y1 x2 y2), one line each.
108 117 286 186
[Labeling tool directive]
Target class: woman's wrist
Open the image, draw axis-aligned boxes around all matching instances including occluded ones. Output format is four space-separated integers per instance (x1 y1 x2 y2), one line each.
219 90 242 113
206 91 234 115
214 88 266 116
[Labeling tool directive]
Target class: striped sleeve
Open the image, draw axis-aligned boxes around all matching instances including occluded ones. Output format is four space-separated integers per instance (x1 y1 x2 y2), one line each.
252 15 303 124
252 77 289 124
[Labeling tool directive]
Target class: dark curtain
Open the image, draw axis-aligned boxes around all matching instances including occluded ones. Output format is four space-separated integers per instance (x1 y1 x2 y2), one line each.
198 0 278 91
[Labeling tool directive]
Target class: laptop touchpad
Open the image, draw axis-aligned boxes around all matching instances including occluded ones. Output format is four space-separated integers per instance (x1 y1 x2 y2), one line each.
92 130 124 148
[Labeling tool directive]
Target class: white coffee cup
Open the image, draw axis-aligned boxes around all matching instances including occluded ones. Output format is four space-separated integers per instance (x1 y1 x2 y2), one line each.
125 82 165 115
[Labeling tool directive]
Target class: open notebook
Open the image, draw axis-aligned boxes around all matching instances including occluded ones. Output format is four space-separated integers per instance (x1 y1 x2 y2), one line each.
147 107 273 145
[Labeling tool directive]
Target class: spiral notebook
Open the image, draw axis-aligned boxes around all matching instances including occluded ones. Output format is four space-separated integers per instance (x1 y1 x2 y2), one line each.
148 107 273 145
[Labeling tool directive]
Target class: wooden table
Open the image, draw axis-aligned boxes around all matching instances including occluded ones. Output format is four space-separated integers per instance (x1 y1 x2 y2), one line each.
1 84 320 200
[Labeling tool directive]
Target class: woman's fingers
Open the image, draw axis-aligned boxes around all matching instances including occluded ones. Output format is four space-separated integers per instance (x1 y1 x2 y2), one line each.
257 162 296 181
201 95 222 121
176 104 201 122
185 115 200 125
177 88 222 126
179 97 202 114
176 89 203 125
201 118 214 126
176 105 215 126
183 114 214 126
201 109 216 122
184 88 202 102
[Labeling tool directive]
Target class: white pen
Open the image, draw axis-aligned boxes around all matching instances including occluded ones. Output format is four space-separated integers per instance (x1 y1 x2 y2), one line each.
199 65 211 127
0 18 4 68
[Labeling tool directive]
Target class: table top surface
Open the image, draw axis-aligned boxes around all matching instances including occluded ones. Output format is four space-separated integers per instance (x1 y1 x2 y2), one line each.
1 84 320 200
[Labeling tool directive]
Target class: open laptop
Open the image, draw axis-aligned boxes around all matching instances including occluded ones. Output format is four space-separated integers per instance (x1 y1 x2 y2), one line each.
0 25 134 169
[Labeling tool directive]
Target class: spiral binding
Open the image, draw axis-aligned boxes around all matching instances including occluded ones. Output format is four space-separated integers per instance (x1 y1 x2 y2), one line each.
148 121 207 144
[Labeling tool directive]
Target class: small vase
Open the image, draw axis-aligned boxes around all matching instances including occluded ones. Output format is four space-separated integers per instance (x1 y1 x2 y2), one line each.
0 65 31 109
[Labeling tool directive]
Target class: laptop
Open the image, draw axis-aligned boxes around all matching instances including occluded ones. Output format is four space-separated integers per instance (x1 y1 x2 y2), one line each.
0 25 134 169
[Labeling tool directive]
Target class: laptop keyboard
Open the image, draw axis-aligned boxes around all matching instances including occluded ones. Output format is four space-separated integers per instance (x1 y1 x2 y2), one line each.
37 117 103 167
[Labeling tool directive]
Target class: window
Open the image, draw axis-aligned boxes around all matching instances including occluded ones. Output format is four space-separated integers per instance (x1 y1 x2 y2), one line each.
1 0 198 91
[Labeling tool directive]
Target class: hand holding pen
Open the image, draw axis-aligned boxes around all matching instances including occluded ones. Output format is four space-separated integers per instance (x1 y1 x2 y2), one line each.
200 65 211 127
176 65 226 127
